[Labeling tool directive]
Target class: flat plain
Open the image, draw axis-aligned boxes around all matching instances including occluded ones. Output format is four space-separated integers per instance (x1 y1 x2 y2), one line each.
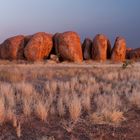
0 60 140 140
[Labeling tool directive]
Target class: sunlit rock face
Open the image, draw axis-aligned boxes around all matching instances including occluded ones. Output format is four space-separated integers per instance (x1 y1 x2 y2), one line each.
0 35 25 60
82 38 92 60
111 37 126 62
53 31 83 63
92 34 111 61
127 48 140 60
24 32 53 61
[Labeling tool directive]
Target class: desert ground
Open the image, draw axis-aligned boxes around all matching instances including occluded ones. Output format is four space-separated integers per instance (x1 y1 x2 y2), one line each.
0 60 140 140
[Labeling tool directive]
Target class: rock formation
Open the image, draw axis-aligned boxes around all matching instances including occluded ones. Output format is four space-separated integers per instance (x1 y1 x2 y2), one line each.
0 35 25 60
82 38 92 60
111 37 126 62
0 31 131 63
92 34 111 61
127 48 140 60
24 32 53 61
53 31 83 62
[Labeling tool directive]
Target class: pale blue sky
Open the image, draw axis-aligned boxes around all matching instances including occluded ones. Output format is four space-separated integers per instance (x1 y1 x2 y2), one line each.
0 0 140 48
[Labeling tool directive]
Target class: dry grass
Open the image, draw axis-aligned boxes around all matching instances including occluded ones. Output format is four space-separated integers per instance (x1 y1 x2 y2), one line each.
0 63 139 136
127 89 140 108
16 121 21 138
91 93 125 124
35 100 49 121
57 97 65 117
68 94 81 121
0 97 5 123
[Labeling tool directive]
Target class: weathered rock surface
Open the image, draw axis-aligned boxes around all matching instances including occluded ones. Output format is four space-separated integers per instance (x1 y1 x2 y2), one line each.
111 37 126 62
92 34 111 61
82 38 92 60
53 31 83 62
0 35 25 60
24 32 53 61
127 48 140 60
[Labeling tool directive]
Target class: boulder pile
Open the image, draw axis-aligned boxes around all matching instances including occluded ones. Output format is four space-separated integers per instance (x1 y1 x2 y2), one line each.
0 31 139 62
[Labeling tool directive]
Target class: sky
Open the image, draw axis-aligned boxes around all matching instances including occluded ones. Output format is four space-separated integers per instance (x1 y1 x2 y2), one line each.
0 0 140 48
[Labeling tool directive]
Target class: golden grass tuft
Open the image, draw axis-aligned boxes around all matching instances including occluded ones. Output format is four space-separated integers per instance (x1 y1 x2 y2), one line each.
81 89 91 112
16 121 21 138
68 94 81 121
92 93 124 124
0 97 5 124
110 111 125 124
36 100 49 121
57 97 65 117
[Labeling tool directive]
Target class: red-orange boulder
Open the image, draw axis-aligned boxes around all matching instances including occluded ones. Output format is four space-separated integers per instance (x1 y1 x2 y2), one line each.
92 34 111 61
53 31 83 62
82 38 92 60
24 32 53 61
0 35 25 60
127 48 140 60
111 37 126 62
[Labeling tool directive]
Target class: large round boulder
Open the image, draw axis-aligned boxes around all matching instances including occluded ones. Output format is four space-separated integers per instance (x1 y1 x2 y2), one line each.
24 32 53 61
82 38 92 60
92 34 111 61
111 37 126 62
0 35 25 60
53 31 83 62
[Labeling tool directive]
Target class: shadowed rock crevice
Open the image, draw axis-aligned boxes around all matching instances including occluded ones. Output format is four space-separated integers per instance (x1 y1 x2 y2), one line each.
53 33 64 62
82 38 92 60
